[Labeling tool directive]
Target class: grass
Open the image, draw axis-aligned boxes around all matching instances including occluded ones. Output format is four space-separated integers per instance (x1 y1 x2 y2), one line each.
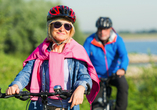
0 52 28 110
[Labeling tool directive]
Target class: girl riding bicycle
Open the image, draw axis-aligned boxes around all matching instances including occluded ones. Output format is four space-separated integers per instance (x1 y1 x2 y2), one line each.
5 5 100 110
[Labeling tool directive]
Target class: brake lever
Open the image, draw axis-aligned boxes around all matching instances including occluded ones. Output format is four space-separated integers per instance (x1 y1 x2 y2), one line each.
17 96 30 101
59 95 68 99
15 91 30 101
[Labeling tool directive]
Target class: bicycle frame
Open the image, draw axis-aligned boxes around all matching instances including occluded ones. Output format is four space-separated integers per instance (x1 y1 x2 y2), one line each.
92 75 117 110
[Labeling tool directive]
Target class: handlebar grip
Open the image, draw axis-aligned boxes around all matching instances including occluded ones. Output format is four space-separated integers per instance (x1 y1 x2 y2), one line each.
99 73 119 82
85 83 91 95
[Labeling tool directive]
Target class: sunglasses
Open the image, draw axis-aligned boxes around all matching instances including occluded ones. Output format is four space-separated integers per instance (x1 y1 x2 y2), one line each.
52 22 72 31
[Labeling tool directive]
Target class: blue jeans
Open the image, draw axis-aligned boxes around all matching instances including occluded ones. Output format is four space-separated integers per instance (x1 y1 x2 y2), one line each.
28 100 80 110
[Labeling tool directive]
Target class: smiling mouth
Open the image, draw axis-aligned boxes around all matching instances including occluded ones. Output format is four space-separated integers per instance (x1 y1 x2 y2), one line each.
57 32 65 35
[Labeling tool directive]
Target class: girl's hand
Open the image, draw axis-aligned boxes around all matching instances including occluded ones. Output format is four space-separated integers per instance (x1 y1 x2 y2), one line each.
6 84 20 95
68 85 85 109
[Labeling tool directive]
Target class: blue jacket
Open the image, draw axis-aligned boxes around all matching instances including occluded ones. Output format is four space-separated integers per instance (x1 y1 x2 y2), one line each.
83 31 129 78
10 58 92 110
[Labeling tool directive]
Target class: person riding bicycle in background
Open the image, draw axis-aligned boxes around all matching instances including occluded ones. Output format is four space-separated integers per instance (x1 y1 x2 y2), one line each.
83 17 129 110
6 5 100 110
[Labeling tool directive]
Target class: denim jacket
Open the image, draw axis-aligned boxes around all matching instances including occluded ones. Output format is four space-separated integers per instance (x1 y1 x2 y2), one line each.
10 58 92 110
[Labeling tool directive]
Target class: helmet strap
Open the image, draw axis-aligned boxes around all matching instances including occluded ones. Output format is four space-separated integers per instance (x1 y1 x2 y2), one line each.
51 35 70 50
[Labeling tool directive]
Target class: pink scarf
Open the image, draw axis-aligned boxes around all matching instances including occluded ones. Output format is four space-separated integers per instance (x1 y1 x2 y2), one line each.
23 38 100 104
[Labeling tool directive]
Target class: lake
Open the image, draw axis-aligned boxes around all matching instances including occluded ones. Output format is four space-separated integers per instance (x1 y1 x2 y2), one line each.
124 40 157 55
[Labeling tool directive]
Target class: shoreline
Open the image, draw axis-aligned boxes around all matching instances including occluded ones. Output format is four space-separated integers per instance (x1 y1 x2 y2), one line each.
126 53 157 77
124 39 157 42
128 53 157 63
119 33 157 40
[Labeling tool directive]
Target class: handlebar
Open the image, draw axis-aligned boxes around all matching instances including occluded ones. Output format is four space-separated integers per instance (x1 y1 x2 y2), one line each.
0 84 91 101
0 90 72 100
99 73 118 83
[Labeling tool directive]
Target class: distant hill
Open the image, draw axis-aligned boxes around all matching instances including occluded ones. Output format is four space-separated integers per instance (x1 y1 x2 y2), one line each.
83 29 157 35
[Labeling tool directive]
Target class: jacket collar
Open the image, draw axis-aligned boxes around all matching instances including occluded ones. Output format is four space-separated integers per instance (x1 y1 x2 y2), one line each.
92 29 117 47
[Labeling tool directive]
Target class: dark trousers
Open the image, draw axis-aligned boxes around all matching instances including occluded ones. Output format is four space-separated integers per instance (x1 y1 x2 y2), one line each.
92 76 128 110
109 75 128 110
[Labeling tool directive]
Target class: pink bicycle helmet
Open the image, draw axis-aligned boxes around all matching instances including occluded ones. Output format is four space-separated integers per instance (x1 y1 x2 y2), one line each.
47 5 76 23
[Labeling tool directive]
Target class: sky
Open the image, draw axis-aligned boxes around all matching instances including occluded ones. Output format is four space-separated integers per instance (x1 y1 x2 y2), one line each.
53 0 157 32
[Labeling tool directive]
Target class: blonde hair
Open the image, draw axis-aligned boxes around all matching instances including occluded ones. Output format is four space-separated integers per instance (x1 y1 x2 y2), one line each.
47 18 75 42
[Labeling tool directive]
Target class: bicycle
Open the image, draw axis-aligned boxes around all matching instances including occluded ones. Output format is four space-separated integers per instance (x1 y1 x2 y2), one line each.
0 84 90 110
92 74 117 110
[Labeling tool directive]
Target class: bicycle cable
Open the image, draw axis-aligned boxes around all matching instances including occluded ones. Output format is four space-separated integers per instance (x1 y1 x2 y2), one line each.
26 98 31 110
58 97 63 110
24 94 64 110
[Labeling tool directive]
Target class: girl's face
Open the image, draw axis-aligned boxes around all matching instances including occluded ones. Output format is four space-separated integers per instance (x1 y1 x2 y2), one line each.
51 19 72 43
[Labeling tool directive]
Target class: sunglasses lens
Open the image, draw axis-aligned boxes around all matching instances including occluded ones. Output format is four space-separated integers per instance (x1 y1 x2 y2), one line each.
64 23 72 31
53 22 72 31
53 22 62 28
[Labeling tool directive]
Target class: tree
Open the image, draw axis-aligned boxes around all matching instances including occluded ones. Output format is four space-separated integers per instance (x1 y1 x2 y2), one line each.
0 0 57 54
0 0 85 55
